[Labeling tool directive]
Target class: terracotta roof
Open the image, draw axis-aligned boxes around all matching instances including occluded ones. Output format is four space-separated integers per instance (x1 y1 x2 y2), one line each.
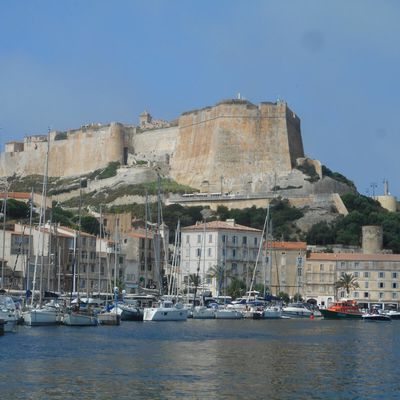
127 229 154 239
181 220 262 233
267 241 307 250
307 252 400 262
0 192 31 200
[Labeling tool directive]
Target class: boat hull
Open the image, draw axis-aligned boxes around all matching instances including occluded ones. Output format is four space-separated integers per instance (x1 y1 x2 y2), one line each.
64 312 98 326
192 306 215 319
98 312 121 325
362 314 391 322
143 307 188 321
23 309 60 326
320 309 362 319
214 309 243 319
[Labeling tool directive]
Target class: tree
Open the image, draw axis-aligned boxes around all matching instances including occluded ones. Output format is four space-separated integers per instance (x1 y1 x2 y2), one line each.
226 278 246 299
335 273 359 298
277 291 290 304
208 264 229 296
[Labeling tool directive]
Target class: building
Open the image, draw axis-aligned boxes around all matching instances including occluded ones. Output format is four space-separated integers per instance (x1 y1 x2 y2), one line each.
266 241 307 299
180 219 262 296
305 225 400 309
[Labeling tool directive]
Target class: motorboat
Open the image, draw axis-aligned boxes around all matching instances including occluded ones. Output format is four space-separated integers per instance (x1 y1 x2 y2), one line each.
0 295 19 332
362 312 391 322
320 299 363 319
118 302 143 321
282 302 313 318
143 300 188 321
263 304 283 319
383 310 400 320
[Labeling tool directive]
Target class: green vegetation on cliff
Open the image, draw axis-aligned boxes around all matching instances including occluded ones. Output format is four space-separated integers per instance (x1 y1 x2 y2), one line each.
307 193 400 253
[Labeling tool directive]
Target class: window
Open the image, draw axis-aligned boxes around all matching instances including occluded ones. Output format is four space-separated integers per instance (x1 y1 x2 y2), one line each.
354 262 360 268
392 282 398 289
232 236 238 245
232 249 237 259
379 292 384 299
196 248 201 257
354 292 359 298
341 262 345 267
353 271 359 277
208 248 212 257
10 234 30 255
222 235 226 243
392 272 398 279
379 282 385 289
197 235 202 244
319 264 324 272
186 235 190 244
91 265 95 273
242 236 247 245
208 234 212 243
392 293 398 299
254 237 258 246
119 256 123 264
364 292 369 298
379 272 385 279
364 282 369 289
364 271 370 278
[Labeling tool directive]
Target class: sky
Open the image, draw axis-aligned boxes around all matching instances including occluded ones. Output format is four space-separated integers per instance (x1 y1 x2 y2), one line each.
0 0 399 198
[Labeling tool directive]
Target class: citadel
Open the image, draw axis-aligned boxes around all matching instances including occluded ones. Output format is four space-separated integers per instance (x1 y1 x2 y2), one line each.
1 98 350 197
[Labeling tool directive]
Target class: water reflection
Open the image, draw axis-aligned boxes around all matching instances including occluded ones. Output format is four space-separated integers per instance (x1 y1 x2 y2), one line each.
1 319 399 399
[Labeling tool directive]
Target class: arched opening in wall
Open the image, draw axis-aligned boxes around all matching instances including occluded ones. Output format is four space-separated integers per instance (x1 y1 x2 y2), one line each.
123 147 128 165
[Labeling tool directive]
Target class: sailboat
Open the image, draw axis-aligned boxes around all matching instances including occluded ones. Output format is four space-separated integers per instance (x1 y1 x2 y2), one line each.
143 176 188 321
23 132 61 326
63 181 98 327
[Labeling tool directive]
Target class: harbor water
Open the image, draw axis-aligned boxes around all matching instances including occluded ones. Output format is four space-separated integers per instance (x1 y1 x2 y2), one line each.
1 319 399 399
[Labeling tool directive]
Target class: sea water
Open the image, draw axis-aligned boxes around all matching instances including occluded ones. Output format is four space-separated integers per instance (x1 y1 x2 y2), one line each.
1 319 399 399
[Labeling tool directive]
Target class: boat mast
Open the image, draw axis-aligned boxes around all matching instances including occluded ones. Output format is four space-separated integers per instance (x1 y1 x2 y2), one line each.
248 205 269 300
26 189 33 293
1 186 8 290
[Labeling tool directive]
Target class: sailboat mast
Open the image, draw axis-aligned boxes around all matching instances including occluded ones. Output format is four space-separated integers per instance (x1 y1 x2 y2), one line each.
35 131 50 306
156 175 162 295
1 188 7 290
98 205 102 296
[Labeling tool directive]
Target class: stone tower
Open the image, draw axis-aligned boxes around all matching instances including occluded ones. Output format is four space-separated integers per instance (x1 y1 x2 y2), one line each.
362 225 383 254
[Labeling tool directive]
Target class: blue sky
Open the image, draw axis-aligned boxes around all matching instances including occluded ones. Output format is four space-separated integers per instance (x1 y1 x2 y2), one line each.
0 1 399 198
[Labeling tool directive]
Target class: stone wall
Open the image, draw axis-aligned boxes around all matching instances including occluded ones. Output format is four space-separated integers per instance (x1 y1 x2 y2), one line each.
169 100 304 193
0 123 134 178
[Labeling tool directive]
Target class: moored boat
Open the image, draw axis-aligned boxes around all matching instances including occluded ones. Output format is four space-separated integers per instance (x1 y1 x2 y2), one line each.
282 302 313 319
0 295 19 332
143 300 188 321
362 313 391 322
320 299 363 319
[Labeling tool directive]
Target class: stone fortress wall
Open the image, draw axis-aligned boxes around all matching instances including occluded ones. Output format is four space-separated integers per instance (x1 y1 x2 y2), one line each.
0 98 308 195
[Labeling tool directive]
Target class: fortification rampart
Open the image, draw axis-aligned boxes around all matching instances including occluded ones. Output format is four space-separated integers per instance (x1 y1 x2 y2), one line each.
1 98 308 196
0 123 135 177
169 99 304 193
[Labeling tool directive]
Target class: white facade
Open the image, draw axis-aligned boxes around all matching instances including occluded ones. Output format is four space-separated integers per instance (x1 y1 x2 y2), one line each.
180 219 262 296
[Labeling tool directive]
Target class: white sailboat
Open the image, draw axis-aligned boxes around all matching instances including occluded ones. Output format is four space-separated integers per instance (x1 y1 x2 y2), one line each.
63 182 98 327
143 176 187 322
23 132 60 326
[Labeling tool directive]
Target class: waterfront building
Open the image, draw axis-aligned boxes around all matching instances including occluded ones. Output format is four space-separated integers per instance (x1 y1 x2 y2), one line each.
305 226 400 309
266 241 307 299
180 219 262 296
